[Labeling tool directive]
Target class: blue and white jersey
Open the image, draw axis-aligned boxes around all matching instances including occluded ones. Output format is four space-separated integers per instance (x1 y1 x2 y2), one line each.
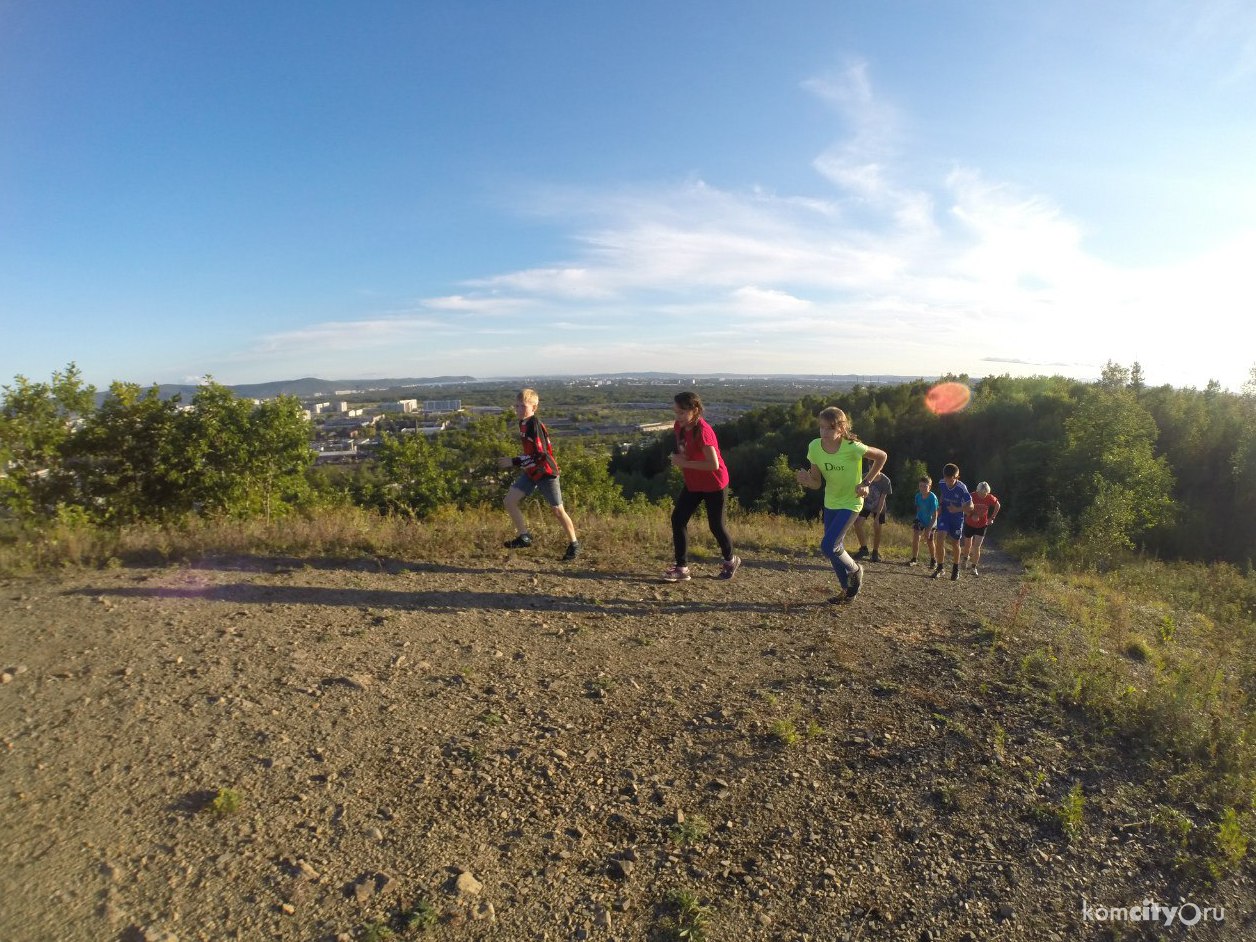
937 479 972 517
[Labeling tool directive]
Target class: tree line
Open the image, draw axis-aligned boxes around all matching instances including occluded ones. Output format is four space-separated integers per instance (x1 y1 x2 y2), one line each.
3 363 1254 566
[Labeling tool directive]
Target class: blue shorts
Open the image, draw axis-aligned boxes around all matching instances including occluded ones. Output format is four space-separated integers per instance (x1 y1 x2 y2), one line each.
511 474 563 508
937 513 965 541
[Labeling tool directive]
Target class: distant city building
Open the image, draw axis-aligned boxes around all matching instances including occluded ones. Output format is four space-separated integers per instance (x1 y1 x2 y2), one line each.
338 401 350 412
423 399 461 413
312 401 332 414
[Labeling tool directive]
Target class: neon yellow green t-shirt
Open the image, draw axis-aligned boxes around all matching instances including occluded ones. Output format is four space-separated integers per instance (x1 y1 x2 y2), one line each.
806 438 869 511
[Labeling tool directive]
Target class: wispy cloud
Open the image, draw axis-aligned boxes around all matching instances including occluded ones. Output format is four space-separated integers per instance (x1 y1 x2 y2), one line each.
224 59 1255 390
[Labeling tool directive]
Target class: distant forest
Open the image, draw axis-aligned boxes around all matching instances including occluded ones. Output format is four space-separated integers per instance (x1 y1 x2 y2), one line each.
3 362 1254 567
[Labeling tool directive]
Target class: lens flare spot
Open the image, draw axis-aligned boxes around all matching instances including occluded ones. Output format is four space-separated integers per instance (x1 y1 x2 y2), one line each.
925 381 971 415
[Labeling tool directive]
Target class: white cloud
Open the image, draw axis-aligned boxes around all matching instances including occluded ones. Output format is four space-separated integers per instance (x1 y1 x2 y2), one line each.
218 59 1253 391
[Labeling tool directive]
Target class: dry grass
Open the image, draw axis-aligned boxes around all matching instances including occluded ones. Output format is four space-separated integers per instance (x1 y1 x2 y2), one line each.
0 502 833 576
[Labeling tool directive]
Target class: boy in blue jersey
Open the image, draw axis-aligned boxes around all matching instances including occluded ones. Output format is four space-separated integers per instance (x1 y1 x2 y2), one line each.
931 463 974 582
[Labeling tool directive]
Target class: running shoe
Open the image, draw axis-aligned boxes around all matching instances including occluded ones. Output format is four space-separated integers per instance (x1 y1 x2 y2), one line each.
853 546 870 560
928 558 937 569
663 565 691 582
504 533 533 549
718 555 742 580
869 550 881 563
951 564 960 582
972 567 980 577
846 564 864 600
908 558 918 567
562 541 580 561
930 564 944 580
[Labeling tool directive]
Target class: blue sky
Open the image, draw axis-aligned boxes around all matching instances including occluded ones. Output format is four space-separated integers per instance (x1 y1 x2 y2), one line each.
2 1 1255 392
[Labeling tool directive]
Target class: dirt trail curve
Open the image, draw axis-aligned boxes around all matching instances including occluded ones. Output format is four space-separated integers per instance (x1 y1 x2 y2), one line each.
0 547 1247 941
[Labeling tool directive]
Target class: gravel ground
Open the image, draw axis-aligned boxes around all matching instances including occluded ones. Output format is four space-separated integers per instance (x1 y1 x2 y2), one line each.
1 544 1250 941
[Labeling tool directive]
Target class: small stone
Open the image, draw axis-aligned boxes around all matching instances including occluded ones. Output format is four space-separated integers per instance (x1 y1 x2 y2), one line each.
280 903 295 915
352 876 375 903
454 871 483 896
608 858 633 880
472 900 496 922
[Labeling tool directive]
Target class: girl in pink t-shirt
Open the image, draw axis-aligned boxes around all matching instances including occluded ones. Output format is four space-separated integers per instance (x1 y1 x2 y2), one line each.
664 391 740 582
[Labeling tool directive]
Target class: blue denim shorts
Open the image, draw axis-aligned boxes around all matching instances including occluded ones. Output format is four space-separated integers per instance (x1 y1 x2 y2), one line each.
511 474 563 508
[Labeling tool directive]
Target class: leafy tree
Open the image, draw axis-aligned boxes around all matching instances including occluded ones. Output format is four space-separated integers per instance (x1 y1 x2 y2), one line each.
0 364 95 518
756 453 806 516
1233 366 1256 563
1059 362 1174 562
441 413 516 505
374 432 457 517
246 396 315 520
553 445 627 515
172 382 313 519
73 383 184 523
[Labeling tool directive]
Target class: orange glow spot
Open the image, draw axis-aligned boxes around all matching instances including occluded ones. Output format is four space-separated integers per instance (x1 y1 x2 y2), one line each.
925 381 971 415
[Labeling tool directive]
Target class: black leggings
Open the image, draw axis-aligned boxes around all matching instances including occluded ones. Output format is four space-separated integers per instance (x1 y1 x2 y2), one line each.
672 487 733 566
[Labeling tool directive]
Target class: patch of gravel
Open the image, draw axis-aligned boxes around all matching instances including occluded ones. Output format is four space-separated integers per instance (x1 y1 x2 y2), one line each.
0 546 1250 941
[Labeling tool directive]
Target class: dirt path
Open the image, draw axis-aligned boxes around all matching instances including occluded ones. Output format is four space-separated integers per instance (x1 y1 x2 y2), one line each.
1 546 1247 940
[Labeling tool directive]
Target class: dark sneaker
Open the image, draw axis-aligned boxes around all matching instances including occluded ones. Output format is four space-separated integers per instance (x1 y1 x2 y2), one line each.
562 541 580 561
972 567 980 577
928 558 937 568
846 564 864 599
930 564 943 580
908 558 918 567
663 565 691 582
869 550 881 563
718 555 741 580
951 564 960 581
504 533 533 549
853 546 870 560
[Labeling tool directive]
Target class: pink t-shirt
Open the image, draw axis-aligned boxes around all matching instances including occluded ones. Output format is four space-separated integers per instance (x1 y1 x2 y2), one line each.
674 418 730 492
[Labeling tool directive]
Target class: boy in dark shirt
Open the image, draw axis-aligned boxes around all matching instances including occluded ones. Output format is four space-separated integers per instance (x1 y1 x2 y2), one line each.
498 388 580 560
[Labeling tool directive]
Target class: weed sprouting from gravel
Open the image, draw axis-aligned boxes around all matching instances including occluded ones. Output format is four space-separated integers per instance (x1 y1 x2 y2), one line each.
656 887 712 941
208 787 242 816
1057 782 1085 840
397 897 439 932
669 814 710 846
770 718 799 745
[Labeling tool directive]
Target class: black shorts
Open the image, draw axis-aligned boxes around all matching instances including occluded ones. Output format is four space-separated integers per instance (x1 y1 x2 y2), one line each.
965 524 987 538
859 507 886 524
